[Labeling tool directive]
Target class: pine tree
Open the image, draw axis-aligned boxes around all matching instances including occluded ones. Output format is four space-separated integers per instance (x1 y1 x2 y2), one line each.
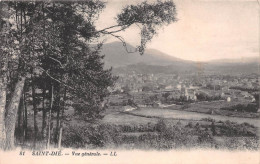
0 0 177 150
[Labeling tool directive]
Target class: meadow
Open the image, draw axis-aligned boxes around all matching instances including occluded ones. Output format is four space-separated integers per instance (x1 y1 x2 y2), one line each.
60 107 259 150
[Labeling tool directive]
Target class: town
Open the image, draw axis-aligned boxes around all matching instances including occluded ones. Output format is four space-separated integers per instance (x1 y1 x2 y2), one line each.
107 72 259 117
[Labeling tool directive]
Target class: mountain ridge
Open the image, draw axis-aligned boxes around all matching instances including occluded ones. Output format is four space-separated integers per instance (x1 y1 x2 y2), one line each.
101 42 258 75
101 41 191 69
101 41 258 67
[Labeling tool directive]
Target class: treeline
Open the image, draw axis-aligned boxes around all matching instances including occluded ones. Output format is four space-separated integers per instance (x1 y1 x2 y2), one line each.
0 1 177 150
230 86 258 92
220 103 258 113
143 92 223 105
0 1 115 150
195 93 223 102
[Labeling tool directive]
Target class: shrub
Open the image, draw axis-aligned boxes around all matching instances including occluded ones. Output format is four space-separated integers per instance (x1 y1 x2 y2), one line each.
61 120 258 150
198 130 214 144
62 125 87 148
224 137 259 150
155 119 167 132
201 117 215 122
185 122 193 128
62 124 122 149
218 121 257 137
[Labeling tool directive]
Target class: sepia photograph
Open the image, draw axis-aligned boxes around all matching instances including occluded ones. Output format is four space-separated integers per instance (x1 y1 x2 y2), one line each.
0 0 259 163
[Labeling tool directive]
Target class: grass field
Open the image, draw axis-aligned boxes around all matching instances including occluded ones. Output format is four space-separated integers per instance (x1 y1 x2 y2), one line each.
166 100 260 118
124 107 260 128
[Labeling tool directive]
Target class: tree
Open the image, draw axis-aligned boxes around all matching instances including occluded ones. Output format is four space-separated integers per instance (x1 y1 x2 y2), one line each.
0 0 177 150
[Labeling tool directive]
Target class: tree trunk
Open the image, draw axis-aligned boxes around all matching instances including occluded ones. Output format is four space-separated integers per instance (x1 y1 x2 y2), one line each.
42 2 47 140
55 85 61 145
17 95 24 141
58 87 66 149
22 91 27 142
58 125 63 149
42 85 47 139
0 76 7 149
17 98 22 130
5 77 25 150
55 108 60 145
42 110 47 138
47 84 53 149
31 78 39 147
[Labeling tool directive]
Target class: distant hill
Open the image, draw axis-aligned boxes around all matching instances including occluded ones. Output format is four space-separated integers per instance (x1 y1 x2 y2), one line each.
112 62 258 75
101 42 259 75
112 63 197 74
101 41 190 69
204 62 259 75
208 57 259 64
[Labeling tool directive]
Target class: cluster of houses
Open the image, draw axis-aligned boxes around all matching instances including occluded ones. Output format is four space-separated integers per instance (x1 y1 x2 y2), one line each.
108 73 258 108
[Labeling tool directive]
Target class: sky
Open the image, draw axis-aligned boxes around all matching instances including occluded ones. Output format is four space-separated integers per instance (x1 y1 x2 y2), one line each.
96 0 259 61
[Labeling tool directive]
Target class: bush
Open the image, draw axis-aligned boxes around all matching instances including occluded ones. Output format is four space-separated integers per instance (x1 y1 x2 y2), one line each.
61 120 258 150
155 119 167 132
201 117 215 122
62 124 122 149
62 126 87 148
224 137 259 150
198 130 214 144
218 121 257 137
185 122 193 128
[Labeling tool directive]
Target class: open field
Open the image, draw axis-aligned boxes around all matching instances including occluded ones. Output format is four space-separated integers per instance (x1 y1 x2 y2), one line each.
108 92 260 119
172 100 260 118
126 107 260 128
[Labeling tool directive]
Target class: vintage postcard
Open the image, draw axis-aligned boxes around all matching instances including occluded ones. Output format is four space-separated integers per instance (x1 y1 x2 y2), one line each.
0 0 259 163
